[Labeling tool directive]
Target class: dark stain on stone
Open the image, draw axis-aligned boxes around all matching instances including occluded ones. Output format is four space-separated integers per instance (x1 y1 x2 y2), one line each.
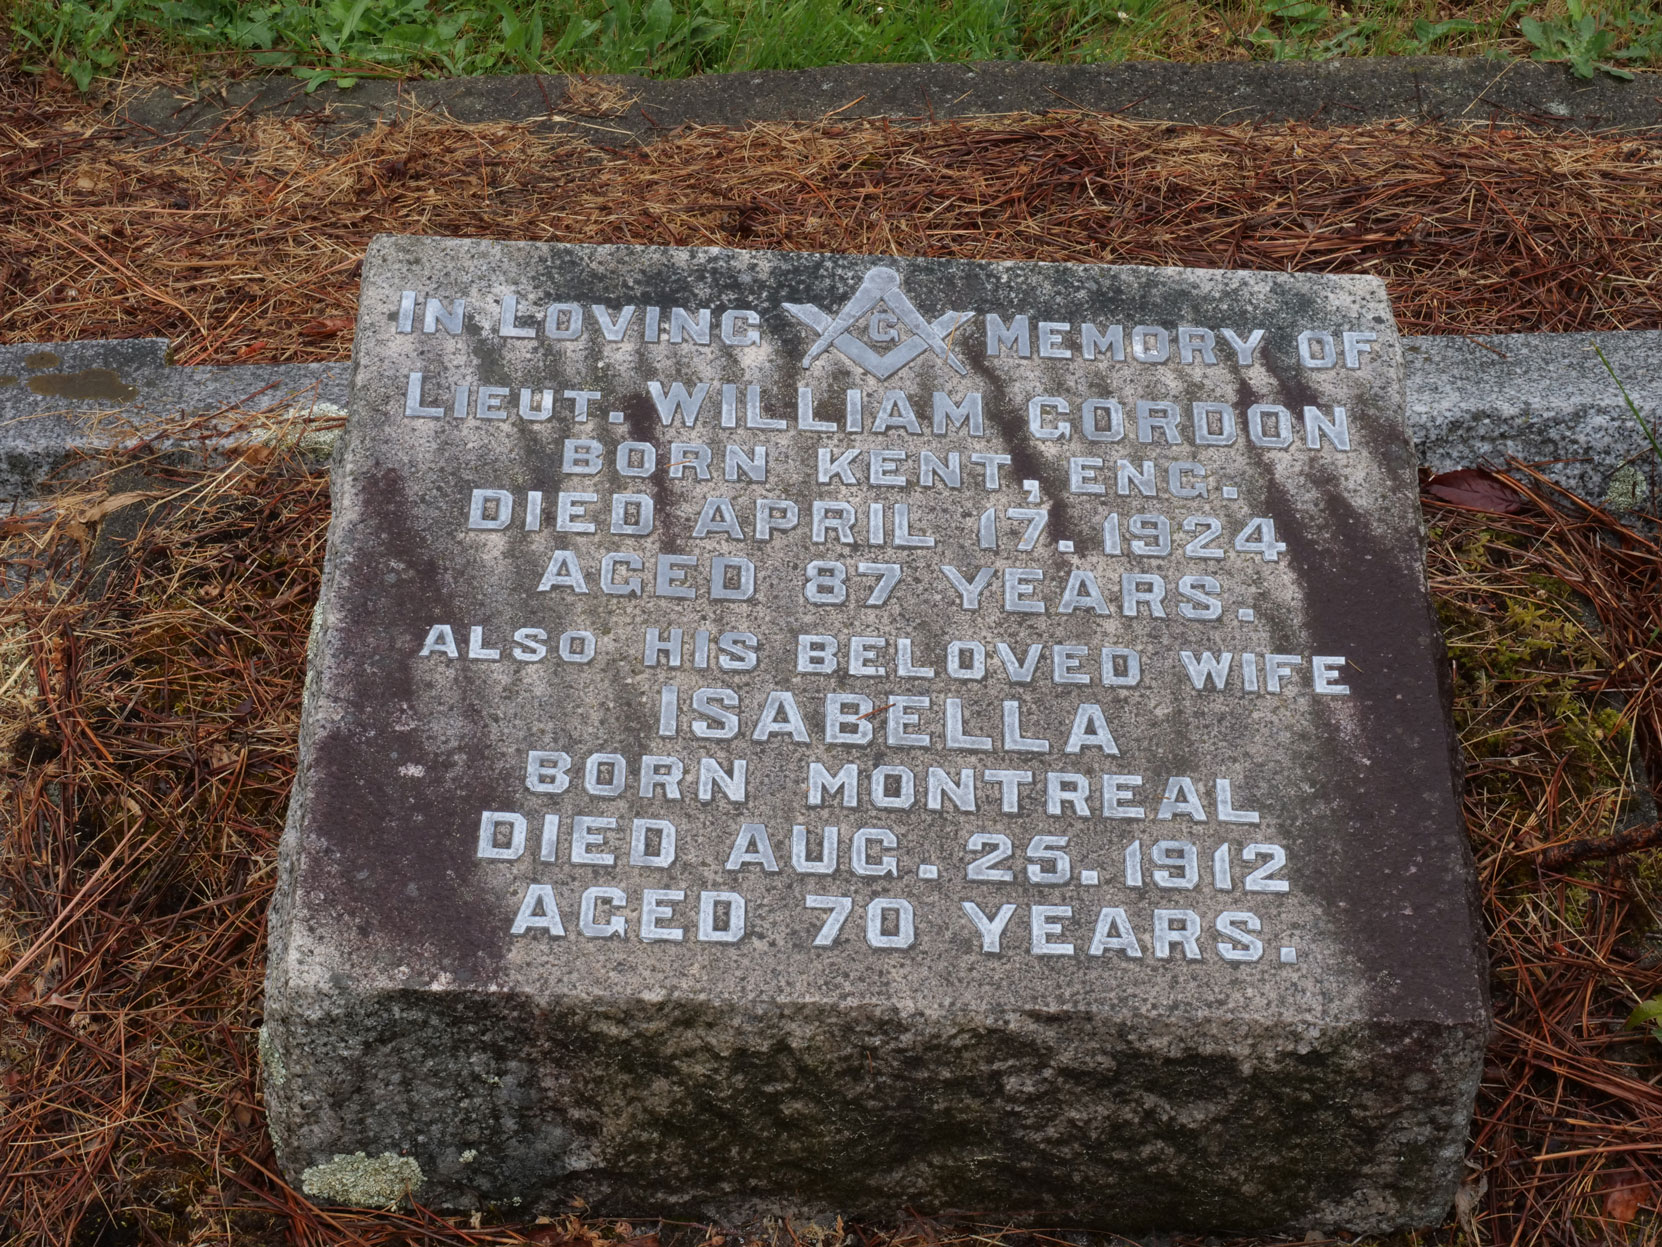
1261 455 1484 1026
304 464 511 978
23 351 60 369
28 369 140 402
978 367 1081 551
620 387 657 448
0 374 16 388
617 390 678 554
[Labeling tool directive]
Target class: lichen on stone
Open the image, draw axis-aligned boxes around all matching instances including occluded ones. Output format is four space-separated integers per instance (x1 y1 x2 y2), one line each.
256 1024 286 1088
1602 463 1650 514
300 1150 423 1207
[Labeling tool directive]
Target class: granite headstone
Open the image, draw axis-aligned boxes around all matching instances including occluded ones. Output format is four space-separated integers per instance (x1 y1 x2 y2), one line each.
264 236 1486 1231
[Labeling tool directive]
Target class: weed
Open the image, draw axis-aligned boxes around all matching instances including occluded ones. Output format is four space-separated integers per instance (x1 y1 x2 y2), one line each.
1593 338 1662 466
1248 1 1369 62
593 0 730 75
1412 16 1481 47
1630 995 1662 1042
149 0 553 87
9 0 133 91
1520 0 1651 77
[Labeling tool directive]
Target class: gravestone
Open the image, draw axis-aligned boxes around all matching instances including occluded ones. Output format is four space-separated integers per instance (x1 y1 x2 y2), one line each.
263 237 1487 1231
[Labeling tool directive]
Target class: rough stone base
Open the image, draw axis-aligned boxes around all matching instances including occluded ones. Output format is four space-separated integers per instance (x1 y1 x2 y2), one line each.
264 988 1481 1233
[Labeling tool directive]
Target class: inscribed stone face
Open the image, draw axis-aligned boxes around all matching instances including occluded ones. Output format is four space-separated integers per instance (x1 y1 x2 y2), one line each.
265 237 1486 1232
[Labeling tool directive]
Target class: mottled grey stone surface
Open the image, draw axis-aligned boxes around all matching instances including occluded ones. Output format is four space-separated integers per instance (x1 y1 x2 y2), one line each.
0 338 345 497
264 236 1485 1233
1405 330 1662 503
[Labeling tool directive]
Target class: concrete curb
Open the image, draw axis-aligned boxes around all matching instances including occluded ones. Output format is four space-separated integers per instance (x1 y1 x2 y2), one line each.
121 58 1662 146
4 331 1655 508
1407 331 1660 504
0 341 348 498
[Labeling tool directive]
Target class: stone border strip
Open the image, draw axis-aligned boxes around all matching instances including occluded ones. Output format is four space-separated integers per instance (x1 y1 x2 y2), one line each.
1407 331 1659 505
122 57 1662 145
3 331 1656 507
0 340 349 499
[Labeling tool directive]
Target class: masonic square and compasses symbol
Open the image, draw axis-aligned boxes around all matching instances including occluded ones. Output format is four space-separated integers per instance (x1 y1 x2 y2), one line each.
783 265 973 380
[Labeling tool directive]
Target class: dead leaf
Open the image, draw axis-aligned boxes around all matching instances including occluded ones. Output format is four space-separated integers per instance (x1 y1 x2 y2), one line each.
299 315 353 337
1602 1168 1653 1223
76 490 160 524
1454 1171 1487 1243
1425 468 1526 514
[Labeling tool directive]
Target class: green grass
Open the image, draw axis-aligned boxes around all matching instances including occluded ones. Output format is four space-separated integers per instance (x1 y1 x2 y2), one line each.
9 0 1662 93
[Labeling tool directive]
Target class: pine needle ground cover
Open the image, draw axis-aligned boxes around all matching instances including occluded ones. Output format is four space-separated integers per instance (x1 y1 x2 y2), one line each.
4 76 1662 361
3 75 1662 1246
